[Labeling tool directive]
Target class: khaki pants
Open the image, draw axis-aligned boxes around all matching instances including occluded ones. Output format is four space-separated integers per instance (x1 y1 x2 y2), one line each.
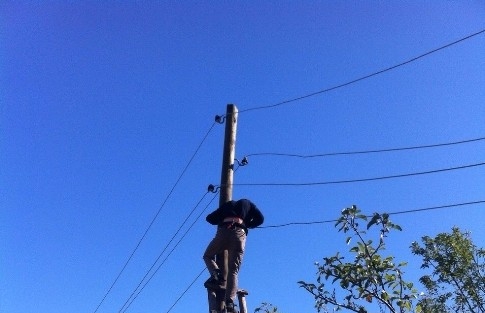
203 226 247 301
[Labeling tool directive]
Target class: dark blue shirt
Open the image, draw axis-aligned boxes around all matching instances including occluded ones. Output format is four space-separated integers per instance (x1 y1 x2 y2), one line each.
206 199 264 229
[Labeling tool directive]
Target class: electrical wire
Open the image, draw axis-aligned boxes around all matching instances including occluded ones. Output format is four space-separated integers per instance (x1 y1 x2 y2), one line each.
244 136 485 159
164 267 207 313
232 161 485 187
234 29 484 115
120 191 219 313
257 200 485 229
93 122 217 313
117 191 212 313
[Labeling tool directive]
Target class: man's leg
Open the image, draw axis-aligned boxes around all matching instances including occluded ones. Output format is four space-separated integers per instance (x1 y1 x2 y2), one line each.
203 228 227 289
225 228 246 310
203 241 219 275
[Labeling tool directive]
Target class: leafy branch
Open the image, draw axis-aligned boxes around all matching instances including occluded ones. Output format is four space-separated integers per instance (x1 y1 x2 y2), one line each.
298 205 420 313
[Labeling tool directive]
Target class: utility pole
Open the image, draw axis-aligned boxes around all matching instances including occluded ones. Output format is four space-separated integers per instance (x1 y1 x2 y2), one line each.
208 104 238 313
219 104 238 207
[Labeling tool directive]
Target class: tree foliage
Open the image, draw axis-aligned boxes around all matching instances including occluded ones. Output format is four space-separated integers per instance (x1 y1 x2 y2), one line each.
411 227 485 313
255 302 280 313
298 205 421 313
256 208 485 313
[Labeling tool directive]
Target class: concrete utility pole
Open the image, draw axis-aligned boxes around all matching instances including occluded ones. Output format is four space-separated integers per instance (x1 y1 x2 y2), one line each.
208 104 238 313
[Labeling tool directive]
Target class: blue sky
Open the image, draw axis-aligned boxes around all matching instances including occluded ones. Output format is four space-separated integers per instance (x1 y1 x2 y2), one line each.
1 2 484 313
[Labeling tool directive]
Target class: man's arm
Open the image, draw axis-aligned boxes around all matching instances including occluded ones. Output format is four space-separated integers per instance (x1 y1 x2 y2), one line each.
206 208 222 225
246 204 264 228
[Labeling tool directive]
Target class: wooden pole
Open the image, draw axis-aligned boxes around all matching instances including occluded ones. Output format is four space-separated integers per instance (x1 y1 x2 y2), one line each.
208 104 238 313
219 104 238 206
218 104 238 310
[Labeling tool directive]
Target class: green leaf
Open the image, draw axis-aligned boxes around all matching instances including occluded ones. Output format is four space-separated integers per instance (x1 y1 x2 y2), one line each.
367 213 380 229
415 304 422 313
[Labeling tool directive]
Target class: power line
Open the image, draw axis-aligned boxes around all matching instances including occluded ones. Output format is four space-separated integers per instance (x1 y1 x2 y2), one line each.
120 192 219 313
121 193 218 312
117 191 212 313
258 200 485 229
93 122 217 313
244 136 485 159
231 161 485 187
234 29 484 114
390 200 485 216
165 267 206 313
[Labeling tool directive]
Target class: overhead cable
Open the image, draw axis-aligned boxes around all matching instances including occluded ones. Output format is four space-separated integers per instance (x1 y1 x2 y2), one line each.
118 191 212 313
120 192 219 313
245 136 485 159
93 122 217 313
258 200 485 229
235 29 484 114
232 161 485 187
165 267 206 313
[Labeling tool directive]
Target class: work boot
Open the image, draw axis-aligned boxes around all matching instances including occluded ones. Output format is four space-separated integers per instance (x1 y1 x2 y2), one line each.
203 269 225 290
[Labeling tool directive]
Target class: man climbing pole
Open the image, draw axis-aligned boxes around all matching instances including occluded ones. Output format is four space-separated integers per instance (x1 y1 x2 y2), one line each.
203 198 264 313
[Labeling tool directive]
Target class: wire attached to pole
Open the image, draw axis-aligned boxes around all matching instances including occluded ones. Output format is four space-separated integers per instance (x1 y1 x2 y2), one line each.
215 115 225 124
208 184 220 193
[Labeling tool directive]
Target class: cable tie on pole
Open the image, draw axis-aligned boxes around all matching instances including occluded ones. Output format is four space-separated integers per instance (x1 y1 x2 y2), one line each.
215 115 225 124
207 184 220 193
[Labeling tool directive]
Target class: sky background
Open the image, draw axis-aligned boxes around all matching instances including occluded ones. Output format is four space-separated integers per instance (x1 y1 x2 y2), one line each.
1 2 484 313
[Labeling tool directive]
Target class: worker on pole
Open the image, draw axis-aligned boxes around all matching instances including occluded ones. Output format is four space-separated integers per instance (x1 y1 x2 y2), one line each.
203 198 264 313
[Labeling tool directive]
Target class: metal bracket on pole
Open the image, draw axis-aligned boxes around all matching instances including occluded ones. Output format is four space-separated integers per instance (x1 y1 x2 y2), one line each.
215 115 225 124
234 157 249 167
208 184 220 193
237 289 249 313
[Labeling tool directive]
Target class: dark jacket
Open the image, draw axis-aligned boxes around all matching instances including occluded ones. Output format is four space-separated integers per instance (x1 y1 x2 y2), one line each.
206 199 264 229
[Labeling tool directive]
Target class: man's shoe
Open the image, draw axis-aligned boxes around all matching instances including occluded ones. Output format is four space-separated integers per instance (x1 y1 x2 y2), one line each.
204 269 225 290
203 277 225 290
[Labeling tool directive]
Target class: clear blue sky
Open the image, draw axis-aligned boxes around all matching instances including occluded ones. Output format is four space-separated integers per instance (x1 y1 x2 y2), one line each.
1 2 484 313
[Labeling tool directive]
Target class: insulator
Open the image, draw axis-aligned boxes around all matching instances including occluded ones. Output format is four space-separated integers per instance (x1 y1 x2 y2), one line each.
215 115 225 124
241 156 249 165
